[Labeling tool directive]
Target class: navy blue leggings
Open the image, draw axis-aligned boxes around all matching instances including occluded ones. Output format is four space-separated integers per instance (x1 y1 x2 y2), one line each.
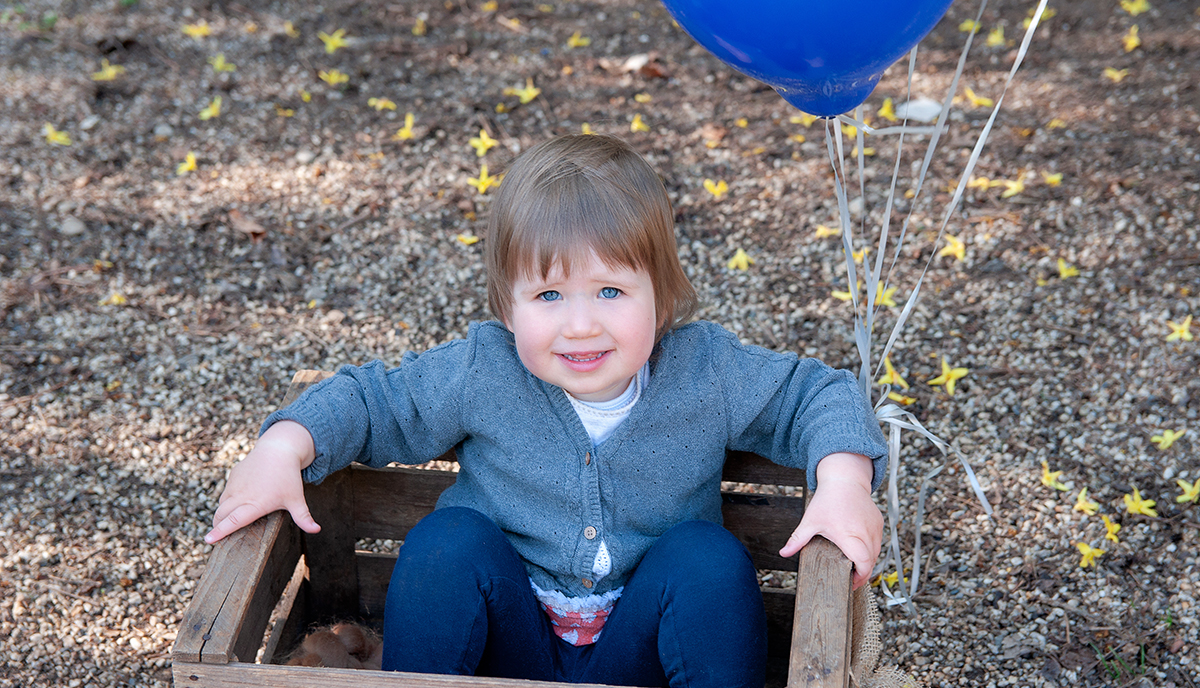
382 507 767 687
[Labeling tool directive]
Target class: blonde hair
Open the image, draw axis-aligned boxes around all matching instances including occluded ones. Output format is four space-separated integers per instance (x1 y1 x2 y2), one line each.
485 134 697 339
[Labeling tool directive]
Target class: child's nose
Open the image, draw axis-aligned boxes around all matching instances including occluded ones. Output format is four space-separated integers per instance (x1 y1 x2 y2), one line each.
562 301 602 338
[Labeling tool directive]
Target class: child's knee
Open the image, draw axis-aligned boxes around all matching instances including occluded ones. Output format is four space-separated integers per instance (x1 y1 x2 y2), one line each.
654 520 756 578
402 507 505 563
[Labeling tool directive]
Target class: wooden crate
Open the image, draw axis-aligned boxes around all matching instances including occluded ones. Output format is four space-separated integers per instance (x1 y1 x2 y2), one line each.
173 371 856 688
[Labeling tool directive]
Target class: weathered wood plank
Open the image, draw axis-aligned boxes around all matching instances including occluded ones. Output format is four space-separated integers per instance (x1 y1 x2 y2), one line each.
305 468 359 624
173 511 300 664
261 556 309 665
232 518 304 663
281 370 336 408
762 587 798 660
352 466 457 541
172 661 635 687
723 451 808 488
787 536 853 688
355 551 393 620
721 492 804 572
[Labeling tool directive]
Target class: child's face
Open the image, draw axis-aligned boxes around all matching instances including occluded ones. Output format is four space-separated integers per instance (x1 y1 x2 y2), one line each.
506 251 656 402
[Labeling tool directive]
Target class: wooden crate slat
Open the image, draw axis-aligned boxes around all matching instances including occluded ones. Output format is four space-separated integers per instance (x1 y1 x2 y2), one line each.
262 556 310 665
173 511 301 664
281 370 336 407
723 451 807 487
721 492 805 572
356 551 395 620
305 468 359 624
172 661 638 687
762 587 799 660
787 537 853 688
351 466 458 541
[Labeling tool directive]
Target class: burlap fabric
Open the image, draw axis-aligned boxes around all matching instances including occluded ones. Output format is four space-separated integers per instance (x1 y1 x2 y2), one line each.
851 585 921 688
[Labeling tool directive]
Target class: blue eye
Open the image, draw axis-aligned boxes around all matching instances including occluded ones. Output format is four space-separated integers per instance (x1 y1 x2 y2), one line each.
538 290 561 302
599 287 620 299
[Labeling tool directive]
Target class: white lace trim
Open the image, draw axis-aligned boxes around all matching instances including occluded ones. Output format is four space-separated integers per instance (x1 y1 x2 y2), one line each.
530 580 623 613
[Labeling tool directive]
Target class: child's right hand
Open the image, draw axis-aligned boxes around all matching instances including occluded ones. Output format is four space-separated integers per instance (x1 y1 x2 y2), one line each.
204 420 321 544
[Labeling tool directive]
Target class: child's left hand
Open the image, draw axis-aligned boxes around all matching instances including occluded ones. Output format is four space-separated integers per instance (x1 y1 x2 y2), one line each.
778 452 882 589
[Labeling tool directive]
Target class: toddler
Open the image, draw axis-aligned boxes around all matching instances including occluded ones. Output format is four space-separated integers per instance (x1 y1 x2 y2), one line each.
207 134 888 688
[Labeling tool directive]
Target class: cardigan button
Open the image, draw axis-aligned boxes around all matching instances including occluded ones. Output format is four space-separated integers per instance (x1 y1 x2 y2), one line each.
584 526 597 540
581 578 593 588
585 452 591 466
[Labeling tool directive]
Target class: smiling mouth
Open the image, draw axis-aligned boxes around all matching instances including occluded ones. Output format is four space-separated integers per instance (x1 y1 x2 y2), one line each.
561 352 606 362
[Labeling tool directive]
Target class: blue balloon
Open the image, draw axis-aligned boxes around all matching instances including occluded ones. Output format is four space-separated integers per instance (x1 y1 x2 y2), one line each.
660 0 956 117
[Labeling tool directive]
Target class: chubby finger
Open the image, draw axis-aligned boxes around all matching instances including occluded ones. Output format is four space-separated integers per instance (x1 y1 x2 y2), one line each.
779 524 815 558
286 501 322 535
205 503 261 544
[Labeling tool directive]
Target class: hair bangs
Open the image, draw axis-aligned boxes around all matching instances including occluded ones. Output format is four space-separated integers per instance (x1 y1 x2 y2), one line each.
507 168 655 284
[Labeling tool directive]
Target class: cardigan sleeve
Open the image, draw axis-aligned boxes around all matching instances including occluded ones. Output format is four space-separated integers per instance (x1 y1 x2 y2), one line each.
706 325 889 491
260 328 479 484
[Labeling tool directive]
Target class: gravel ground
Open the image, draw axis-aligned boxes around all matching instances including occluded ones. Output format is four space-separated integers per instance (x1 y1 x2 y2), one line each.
2 0 1198 686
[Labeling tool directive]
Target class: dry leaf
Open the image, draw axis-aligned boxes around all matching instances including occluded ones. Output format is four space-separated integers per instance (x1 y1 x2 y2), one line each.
228 209 268 242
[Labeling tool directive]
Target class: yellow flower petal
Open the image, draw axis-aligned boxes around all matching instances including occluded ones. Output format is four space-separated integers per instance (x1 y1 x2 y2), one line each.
467 163 500 194
90 59 126 81
368 97 397 111
1102 515 1121 543
456 234 480 245
319 69 349 86
703 179 728 200
1120 0 1150 16
875 282 898 308
198 96 222 120
814 224 841 239
1076 542 1104 568
938 235 965 262
208 53 236 72
1103 67 1130 83
927 357 969 396
1150 427 1185 449
1057 258 1079 279
630 113 650 133
469 129 499 157
1041 171 1063 186
1166 315 1193 342
43 123 71 146
392 112 416 141
876 357 909 390
1122 25 1141 52
726 248 754 271
99 292 128 306
985 26 1005 47
964 87 994 108
566 30 591 48
789 112 819 128
182 21 211 39
1176 479 1200 504
1073 488 1100 516
878 98 896 122
1040 461 1068 491
318 28 350 54
502 77 541 104
1123 487 1158 517
176 152 197 175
